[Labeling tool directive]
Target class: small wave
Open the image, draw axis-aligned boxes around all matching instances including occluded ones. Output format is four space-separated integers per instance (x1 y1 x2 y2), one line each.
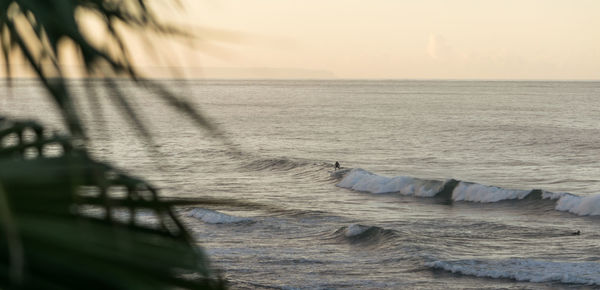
187 208 253 224
426 258 600 286
344 224 374 237
331 224 397 246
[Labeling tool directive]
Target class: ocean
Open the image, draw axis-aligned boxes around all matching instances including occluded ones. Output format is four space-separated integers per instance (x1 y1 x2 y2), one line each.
2 79 600 289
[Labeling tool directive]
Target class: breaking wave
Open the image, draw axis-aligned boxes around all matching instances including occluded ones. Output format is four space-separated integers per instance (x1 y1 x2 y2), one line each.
336 168 600 217
426 258 600 286
336 168 445 197
552 193 600 216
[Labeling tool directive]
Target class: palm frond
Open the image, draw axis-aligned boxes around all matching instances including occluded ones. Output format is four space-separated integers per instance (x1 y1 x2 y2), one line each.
0 117 225 289
0 0 218 140
1 2 232 288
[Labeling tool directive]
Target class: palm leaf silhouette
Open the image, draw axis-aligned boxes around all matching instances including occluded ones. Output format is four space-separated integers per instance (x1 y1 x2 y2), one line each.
1 1 226 289
1 0 216 140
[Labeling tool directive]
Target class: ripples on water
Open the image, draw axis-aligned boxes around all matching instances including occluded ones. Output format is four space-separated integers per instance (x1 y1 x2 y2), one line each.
2 79 600 288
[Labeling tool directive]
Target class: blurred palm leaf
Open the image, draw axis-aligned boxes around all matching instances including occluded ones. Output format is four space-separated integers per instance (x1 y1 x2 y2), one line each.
1 0 229 288
0 0 216 140
0 118 225 289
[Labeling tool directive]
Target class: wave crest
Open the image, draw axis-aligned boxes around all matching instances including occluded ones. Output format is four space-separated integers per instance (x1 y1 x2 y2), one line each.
331 224 397 246
427 258 600 286
336 168 444 197
452 182 530 203
554 194 600 216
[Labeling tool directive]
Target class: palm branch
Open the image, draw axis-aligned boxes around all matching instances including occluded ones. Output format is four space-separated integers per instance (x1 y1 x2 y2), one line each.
1 1 227 289
0 0 216 140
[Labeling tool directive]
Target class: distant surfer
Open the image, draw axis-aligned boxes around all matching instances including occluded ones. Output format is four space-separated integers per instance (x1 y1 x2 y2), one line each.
334 161 341 171
572 230 581 236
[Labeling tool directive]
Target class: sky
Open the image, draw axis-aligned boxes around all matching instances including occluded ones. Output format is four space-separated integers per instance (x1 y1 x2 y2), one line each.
170 0 599 79
3 0 600 80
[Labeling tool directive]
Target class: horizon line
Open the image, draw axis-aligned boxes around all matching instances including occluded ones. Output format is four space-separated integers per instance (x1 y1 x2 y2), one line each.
0 77 600 82
1 76 599 82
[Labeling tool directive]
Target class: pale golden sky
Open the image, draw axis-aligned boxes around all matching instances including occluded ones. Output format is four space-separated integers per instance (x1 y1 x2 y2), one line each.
4 1 600 79
168 0 598 79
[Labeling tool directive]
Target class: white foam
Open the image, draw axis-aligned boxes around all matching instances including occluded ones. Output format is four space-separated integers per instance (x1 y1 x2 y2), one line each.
336 168 442 197
427 258 600 285
554 193 600 216
452 182 530 203
542 191 567 200
336 169 600 216
344 224 370 237
187 208 252 224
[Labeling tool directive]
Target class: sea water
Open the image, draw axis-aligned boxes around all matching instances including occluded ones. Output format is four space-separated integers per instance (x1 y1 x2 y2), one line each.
2 79 600 289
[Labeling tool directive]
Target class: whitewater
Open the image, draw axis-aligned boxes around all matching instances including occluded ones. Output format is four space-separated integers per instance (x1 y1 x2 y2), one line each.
337 168 600 216
2 79 600 289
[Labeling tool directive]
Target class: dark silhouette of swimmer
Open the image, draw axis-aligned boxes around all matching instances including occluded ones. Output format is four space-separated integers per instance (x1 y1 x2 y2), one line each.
334 161 340 171
572 230 581 236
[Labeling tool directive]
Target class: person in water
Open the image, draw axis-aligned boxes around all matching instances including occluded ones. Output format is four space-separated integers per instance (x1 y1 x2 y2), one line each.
334 161 340 171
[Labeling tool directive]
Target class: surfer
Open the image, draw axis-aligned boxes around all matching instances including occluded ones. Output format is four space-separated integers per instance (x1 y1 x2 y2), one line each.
572 230 581 236
334 161 340 171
